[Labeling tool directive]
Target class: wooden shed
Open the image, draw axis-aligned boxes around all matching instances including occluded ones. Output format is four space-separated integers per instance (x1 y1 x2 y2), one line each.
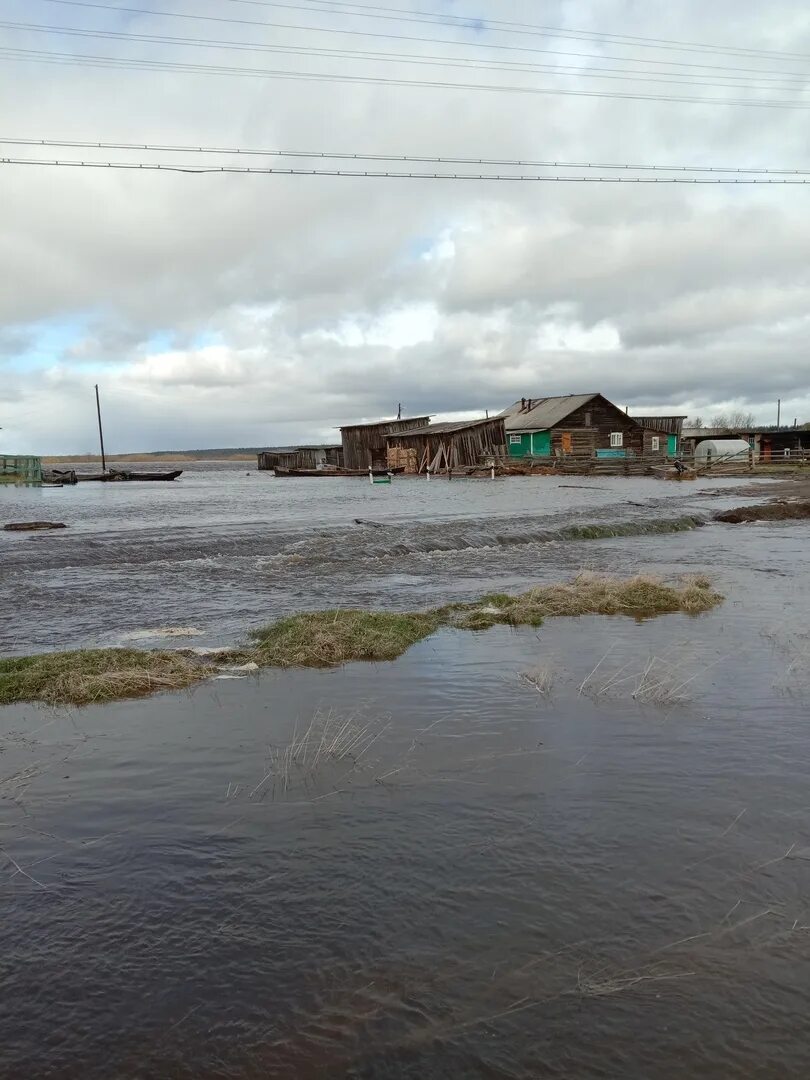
386 417 507 473
631 415 687 456
500 394 648 459
340 416 430 471
258 445 343 471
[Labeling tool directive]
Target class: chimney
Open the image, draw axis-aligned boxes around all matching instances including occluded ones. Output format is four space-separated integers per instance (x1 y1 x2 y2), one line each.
521 397 526 411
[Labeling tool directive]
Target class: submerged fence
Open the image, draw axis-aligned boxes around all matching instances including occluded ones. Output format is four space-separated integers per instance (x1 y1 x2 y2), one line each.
0 455 43 485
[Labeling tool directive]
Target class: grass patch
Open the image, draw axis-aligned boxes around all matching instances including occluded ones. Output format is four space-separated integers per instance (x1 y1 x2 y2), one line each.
2 575 724 706
0 648 208 706
250 610 441 667
445 573 722 631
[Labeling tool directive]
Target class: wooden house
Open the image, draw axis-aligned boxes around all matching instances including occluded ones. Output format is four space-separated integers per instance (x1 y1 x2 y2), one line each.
500 394 653 459
258 445 343 471
386 417 507 473
630 415 687 456
340 416 430 470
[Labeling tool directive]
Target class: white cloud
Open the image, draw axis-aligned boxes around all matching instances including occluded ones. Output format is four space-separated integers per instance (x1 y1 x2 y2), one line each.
2 0 810 452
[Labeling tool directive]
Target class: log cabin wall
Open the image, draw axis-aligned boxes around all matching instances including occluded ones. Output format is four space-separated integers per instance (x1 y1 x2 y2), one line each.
549 397 645 455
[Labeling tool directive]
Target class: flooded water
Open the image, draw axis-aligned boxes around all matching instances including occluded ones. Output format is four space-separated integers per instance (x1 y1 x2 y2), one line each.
0 461 773 653
3 463 810 1077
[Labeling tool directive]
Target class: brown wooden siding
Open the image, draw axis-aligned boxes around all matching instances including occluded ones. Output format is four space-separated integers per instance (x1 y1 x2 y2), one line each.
341 417 430 470
387 419 507 472
549 397 645 455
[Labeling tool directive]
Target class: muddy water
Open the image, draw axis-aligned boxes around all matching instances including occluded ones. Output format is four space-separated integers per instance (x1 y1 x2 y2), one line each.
0 461 774 653
3 485 810 1076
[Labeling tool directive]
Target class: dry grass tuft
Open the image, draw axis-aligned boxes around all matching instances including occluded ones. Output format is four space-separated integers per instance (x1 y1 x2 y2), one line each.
251 708 388 798
0 648 207 707
447 573 722 630
250 610 441 667
519 665 555 695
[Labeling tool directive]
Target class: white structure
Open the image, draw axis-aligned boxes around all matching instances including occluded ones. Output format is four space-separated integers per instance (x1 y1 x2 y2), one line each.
694 438 751 463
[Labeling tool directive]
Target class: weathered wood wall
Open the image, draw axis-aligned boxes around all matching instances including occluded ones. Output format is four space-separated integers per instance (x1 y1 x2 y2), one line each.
341 417 430 470
387 419 507 472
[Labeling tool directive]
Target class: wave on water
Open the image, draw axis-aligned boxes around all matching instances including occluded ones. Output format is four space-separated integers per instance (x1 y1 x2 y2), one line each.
268 514 708 566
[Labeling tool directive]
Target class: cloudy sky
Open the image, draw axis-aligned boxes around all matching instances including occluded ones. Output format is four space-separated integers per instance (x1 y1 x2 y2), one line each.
3 0 810 452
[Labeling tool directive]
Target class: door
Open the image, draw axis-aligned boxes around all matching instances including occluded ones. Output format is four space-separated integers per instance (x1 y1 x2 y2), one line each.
530 431 551 456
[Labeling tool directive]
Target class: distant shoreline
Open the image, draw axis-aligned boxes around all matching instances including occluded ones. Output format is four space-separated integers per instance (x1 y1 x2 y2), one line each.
41 452 258 463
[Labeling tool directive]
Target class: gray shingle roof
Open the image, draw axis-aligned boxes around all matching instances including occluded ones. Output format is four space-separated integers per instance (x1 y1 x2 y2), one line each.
388 417 499 438
500 394 598 432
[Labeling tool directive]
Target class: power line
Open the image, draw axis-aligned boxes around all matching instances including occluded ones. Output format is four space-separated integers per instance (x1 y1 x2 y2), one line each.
6 45 810 108
6 19 810 91
41 0 810 65
23 5 810 79
226 0 810 63
4 155 810 181
4 138 809 176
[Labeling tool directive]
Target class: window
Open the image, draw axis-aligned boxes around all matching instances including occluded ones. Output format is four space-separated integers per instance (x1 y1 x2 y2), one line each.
610 432 624 448
651 436 660 451
584 412 592 427
509 434 522 445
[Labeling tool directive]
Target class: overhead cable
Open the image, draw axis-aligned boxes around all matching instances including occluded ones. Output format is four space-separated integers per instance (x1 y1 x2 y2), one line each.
3 137 809 176
4 155 810 181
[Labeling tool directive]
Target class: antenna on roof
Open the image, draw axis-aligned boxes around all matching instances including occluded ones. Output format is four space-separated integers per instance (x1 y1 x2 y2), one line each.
397 402 402 420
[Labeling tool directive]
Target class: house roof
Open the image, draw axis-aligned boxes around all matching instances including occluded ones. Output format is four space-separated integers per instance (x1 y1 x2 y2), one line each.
388 417 500 438
339 416 430 431
632 415 688 434
500 394 600 431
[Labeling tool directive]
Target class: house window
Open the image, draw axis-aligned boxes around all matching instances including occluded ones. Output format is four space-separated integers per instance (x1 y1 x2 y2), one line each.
585 412 592 427
509 434 522 445
651 436 660 451
610 432 624 448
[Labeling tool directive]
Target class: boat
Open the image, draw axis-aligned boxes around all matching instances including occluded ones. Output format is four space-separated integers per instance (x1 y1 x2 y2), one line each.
273 466 404 477
75 469 184 482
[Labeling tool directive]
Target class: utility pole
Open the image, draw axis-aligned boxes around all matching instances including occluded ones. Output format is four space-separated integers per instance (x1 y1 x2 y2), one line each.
95 384 107 472
777 398 781 428
397 402 402 420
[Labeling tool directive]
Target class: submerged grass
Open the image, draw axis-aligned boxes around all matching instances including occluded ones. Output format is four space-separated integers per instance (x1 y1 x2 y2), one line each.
2 574 723 707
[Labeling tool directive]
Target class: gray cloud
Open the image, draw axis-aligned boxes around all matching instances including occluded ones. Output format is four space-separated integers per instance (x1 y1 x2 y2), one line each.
2 0 810 451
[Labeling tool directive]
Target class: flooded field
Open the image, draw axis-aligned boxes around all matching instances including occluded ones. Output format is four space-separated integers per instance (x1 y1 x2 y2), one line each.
3 465 810 1077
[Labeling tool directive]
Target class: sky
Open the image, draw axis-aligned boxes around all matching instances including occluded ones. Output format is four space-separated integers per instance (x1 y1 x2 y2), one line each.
3 0 810 452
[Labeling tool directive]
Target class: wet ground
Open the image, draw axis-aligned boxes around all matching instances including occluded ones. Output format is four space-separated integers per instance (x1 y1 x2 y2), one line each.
3 467 810 1077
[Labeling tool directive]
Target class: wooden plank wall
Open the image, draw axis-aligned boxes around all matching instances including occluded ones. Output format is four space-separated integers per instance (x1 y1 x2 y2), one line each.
549 397 647 455
342 417 430 470
387 420 507 472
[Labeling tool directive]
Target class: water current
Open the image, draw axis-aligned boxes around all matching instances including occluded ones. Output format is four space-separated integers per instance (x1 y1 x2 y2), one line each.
2 463 810 1077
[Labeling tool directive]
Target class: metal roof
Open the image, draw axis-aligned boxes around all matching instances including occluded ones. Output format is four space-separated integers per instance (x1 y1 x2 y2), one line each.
500 394 599 431
339 416 430 431
632 415 688 433
388 417 500 438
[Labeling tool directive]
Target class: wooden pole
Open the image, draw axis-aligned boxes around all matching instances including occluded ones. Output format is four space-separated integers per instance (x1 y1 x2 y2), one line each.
95 384 107 473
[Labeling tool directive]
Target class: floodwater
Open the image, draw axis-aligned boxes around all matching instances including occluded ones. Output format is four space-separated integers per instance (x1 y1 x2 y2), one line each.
0 461 775 653
3 464 810 1077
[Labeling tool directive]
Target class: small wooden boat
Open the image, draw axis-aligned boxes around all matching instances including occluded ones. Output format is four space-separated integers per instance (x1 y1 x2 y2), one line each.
273 466 403 478
75 469 183 482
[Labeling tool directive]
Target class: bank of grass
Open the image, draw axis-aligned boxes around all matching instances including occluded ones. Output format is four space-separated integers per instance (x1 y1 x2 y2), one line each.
2 574 723 706
0 648 207 707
